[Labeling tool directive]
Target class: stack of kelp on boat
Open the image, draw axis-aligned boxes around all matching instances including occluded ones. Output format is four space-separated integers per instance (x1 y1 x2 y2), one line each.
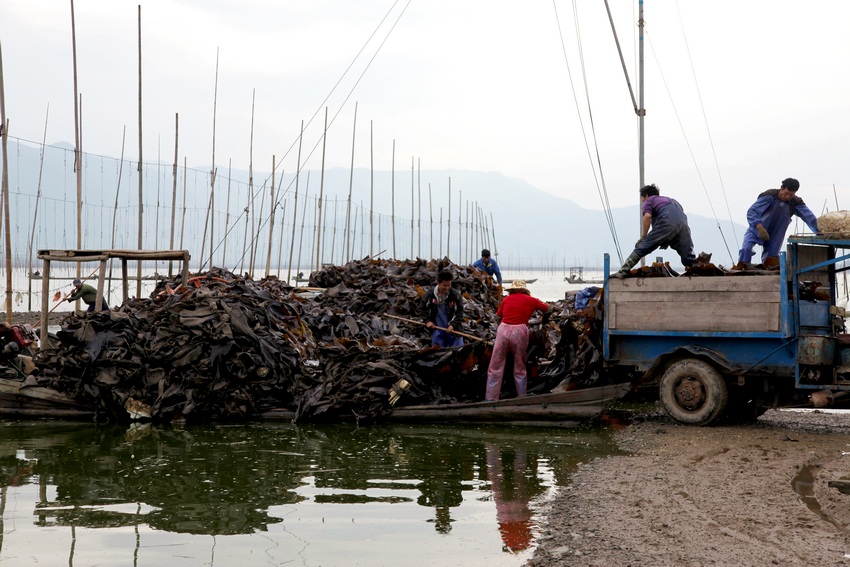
3 258 625 423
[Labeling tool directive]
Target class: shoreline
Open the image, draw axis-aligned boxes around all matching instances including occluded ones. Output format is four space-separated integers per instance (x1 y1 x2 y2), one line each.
530 409 850 566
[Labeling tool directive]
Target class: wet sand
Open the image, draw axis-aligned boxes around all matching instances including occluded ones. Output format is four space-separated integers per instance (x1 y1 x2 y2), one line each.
531 409 850 567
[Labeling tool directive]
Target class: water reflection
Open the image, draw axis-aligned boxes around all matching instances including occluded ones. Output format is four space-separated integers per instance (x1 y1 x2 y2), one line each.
0 421 621 566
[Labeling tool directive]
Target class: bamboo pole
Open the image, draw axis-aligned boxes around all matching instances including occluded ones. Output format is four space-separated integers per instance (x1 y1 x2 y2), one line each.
70 0 82 288
321 194 329 265
457 188 461 260
107 126 127 304
344 102 357 263
286 120 304 284
329 197 338 265
276 199 286 277
179 157 187 251
154 139 161 277
252 179 266 272
447 178 452 260
464 200 469 265
315 107 327 271
27 105 49 312
417 158 421 260
248 89 256 276
295 176 310 280
439 207 443 258
136 4 143 297
391 139 396 259
0 41 10 322
410 156 414 260
428 183 433 260
369 120 374 257
208 48 220 271
221 159 232 267
168 113 178 277
264 156 277 276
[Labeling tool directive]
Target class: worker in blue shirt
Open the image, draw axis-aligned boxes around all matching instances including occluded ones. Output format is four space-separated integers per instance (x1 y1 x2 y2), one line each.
737 178 819 268
472 249 502 285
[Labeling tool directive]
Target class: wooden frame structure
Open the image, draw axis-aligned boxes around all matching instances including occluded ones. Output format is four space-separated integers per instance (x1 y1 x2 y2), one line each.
36 249 191 345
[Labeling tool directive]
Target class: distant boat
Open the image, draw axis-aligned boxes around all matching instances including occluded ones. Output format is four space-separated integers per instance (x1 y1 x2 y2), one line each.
564 267 602 285
502 278 537 285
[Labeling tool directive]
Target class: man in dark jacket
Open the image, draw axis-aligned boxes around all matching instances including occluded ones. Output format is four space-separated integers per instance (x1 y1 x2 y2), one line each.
420 270 464 347
737 178 819 267
67 278 109 312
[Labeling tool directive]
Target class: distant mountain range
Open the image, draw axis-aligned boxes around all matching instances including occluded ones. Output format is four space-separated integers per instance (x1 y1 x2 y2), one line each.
3 139 746 272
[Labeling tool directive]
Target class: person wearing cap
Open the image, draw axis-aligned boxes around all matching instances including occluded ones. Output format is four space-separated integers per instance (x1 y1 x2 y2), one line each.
485 280 549 401
420 270 465 347
736 177 819 268
67 279 109 312
471 249 502 286
614 184 696 278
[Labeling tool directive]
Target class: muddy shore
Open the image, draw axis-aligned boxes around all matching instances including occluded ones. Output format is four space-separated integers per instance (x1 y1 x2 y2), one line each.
531 409 850 566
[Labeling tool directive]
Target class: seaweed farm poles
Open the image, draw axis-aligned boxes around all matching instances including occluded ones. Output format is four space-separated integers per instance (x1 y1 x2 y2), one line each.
391 139 396 260
264 155 276 277
0 38 11 321
286 120 304 284
27 105 49 311
344 102 357 264
315 107 327 272
369 120 374 258
221 159 232 269
168 114 178 277
428 183 433 260
410 156 414 260
447 178 452 261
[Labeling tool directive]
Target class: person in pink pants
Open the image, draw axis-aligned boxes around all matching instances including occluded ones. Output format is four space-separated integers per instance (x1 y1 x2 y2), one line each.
485 280 549 401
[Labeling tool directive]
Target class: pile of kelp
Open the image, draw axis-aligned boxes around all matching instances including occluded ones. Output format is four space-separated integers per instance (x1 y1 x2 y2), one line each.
31 258 609 423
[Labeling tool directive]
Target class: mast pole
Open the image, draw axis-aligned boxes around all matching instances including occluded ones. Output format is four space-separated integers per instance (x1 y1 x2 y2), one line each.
638 0 645 190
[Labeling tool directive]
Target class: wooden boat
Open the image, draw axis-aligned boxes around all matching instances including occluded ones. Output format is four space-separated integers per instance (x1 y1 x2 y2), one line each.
386 382 631 424
502 278 538 285
0 378 93 418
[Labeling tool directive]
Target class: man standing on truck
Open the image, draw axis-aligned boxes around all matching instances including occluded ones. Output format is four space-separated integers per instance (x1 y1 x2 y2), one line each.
736 178 819 268
485 280 549 401
613 184 696 278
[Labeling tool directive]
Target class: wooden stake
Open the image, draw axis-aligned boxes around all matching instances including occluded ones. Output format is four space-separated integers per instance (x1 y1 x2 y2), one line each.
264 155 277 277
344 102 357 263
391 138 396 259
315 107 327 271
286 120 304 284
27 105 49 311
168 113 178 277
369 120 374 257
0 41 10 321
136 4 143 297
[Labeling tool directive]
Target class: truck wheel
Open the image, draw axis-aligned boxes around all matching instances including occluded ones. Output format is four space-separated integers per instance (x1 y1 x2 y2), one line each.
659 359 728 425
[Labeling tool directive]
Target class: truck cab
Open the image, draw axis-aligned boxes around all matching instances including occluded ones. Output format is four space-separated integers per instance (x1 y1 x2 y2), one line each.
602 235 850 425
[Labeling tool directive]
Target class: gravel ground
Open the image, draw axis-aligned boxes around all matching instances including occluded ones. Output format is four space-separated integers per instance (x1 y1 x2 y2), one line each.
530 409 850 567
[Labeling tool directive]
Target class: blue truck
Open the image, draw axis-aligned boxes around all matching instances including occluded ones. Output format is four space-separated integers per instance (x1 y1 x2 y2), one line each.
602 235 850 425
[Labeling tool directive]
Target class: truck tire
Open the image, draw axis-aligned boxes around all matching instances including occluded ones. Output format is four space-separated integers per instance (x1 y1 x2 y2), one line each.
659 359 728 425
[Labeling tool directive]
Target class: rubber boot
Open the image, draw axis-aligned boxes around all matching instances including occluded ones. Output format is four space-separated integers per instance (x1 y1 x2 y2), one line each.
613 252 641 279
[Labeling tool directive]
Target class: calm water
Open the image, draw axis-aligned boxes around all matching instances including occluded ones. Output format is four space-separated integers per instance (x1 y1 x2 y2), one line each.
0 421 622 566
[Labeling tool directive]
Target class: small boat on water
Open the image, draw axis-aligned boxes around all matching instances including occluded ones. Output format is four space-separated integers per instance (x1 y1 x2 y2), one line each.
564 267 603 285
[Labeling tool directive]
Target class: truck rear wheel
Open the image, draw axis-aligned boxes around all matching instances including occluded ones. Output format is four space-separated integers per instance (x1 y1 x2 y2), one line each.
660 359 728 425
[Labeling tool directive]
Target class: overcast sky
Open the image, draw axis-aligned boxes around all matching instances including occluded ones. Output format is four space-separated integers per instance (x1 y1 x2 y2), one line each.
2 0 849 224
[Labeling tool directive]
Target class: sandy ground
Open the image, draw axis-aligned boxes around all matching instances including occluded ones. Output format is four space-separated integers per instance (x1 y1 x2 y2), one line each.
531 409 850 567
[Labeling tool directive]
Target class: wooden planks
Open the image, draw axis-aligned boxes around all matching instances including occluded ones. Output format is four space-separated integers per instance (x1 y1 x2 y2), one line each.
609 276 782 332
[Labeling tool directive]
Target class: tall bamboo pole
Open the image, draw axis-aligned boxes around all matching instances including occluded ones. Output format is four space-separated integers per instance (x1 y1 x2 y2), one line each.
457 187 461 260
276 199 286 277
286 120 304 283
369 120 374 257
315 108 328 271
417 158 421 259
251 180 266 272
27 105 49 311
221 159 232 267
248 89 256 275
464 200 469 264
329 197 338 265
70 0 82 287
208 48 220 270
179 157 187 251
136 4 143 296
447 178 452 260
439 207 443 258
295 176 310 280
0 41 11 321
428 183 433 260
490 211 499 261
410 156 414 260
344 102 357 263
264 155 277 276
107 127 127 303
391 139 396 259
168 113 178 276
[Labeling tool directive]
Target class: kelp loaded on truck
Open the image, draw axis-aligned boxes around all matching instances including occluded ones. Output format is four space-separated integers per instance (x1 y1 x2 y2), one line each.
602 235 850 425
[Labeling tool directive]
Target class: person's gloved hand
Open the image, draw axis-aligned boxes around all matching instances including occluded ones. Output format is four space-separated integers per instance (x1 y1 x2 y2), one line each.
542 311 551 325
66 297 72 303
757 224 770 241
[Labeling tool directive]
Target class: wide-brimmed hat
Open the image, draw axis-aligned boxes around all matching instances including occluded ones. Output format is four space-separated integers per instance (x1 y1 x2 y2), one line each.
507 280 529 294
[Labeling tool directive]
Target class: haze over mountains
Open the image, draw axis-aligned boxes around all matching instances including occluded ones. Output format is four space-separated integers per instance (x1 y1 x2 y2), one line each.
5 139 749 272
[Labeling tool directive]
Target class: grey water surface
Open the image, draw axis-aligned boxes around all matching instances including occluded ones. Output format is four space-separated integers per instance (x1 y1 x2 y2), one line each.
0 421 622 566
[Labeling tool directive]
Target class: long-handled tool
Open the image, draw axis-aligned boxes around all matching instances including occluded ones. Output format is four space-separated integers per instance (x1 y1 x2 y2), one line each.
385 314 493 345
32 266 101 329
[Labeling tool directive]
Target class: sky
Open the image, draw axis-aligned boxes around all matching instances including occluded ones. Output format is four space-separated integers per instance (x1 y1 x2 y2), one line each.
1 0 849 226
